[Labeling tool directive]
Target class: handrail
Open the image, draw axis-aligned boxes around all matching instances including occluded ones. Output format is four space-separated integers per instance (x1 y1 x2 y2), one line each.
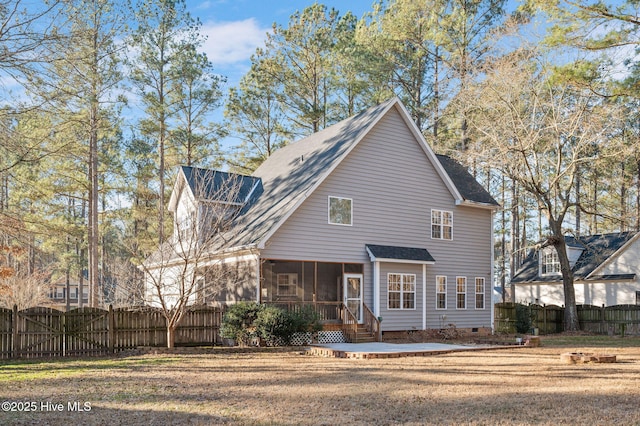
341 304 359 343
362 303 382 342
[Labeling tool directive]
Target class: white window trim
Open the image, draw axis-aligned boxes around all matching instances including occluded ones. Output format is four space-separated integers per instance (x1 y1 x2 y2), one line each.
328 196 353 226
436 275 447 310
276 273 298 296
475 277 485 310
456 276 467 310
387 273 416 310
431 209 453 240
539 248 561 276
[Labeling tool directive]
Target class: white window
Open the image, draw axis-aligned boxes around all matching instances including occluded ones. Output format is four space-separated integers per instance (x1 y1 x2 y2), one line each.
388 273 416 310
276 273 298 296
328 196 352 226
431 210 453 240
436 276 447 310
540 248 561 275
456 277 467 309
475 277 485 310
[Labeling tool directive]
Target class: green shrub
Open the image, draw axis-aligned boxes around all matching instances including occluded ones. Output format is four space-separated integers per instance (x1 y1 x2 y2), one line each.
515 303 532 334
221 303 325 347
290 305 322 335
254 305 295 346
220 302 262 346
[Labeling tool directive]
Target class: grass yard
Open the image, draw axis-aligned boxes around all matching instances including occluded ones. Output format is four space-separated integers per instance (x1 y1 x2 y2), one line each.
2 336 640 425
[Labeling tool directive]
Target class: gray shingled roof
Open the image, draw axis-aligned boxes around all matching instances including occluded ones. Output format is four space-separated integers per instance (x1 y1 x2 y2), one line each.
180 166 261 205
511 232 638 283
436 155 499 206
173 98 498 253
366 244 435 263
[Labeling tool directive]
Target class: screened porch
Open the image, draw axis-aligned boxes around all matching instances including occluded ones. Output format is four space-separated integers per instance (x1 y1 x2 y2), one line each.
260 260 364 322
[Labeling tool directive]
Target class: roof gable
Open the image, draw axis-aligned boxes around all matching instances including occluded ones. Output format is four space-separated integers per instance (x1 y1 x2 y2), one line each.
511 232 639 283
180 98 498 252
168 166 261 212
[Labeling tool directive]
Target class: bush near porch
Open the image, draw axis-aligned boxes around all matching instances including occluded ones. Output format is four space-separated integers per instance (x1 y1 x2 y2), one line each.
220 302 322 346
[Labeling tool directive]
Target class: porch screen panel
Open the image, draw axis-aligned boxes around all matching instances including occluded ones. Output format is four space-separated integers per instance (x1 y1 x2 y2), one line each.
303 262 315 301
316 263 342 302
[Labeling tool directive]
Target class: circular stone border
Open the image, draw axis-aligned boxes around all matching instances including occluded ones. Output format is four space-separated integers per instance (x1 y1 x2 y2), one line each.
560 352 617 364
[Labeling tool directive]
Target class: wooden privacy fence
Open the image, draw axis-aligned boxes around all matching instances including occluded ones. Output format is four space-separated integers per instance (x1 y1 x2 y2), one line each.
494 303 564 334
0 305 223 359
495 302 640 335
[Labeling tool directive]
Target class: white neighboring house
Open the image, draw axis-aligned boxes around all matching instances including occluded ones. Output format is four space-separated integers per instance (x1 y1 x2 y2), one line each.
511 232 640 307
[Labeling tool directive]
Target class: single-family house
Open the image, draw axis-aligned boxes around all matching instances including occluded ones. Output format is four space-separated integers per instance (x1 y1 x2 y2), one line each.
145 98 500 341
511 232 640 307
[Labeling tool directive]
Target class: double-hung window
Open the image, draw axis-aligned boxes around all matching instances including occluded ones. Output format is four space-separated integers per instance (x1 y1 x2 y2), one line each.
388 273 416 310
540 248 561 275
436 276 447 310
431 210 453 240
456 277 467 309
276 273 298 297
475 277 485 309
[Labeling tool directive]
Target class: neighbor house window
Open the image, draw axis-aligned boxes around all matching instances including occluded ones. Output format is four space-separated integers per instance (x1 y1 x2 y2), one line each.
475 278 485 310
456 277 467 309
388 273 416 310
276 273 298 296
636 291 640 305
328 196 352 226
431 210 453 240
436 276 447 310
540 248 561 275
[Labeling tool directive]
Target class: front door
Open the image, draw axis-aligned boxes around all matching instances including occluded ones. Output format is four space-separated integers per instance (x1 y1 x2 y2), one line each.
344 274 363 323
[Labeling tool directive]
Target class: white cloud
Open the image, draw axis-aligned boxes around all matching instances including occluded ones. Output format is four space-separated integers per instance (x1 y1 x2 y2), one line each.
200 18 269 66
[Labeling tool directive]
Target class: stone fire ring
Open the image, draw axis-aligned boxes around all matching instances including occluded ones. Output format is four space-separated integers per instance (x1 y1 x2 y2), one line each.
560 352 617 364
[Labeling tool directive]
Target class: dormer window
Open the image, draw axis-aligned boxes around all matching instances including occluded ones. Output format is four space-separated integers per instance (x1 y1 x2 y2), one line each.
540 248 561 276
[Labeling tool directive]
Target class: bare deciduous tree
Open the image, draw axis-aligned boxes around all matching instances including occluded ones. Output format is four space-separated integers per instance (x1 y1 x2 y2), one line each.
131 168 257 347
460 46 629 330
0 269 52 310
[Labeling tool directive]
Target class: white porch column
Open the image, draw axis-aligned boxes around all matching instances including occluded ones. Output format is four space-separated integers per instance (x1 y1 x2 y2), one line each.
422 264 427 330
373 261 380 316
255 254 261 303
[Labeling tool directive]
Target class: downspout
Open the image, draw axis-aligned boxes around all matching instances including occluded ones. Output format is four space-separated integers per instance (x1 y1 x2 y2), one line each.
491 210 496 334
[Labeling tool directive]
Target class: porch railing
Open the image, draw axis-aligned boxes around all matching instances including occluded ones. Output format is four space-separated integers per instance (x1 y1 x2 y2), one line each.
342 305 359 343
363 304 382 342
263 301 342 322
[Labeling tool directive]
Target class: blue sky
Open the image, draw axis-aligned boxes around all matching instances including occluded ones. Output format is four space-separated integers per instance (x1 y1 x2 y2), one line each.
186 0 376 88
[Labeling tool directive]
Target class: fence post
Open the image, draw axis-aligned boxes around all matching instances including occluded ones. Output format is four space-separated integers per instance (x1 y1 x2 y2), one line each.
108 305 115 354
601 304 606 335
12 304 18 358
543 305 547 335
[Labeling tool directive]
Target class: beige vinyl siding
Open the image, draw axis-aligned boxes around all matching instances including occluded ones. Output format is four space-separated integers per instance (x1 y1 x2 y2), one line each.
262 108 493 330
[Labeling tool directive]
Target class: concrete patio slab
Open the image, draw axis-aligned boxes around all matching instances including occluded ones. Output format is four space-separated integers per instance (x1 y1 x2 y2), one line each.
307 342 498 359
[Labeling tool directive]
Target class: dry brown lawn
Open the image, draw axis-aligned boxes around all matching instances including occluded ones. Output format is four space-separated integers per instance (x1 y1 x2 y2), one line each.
1 343 640 425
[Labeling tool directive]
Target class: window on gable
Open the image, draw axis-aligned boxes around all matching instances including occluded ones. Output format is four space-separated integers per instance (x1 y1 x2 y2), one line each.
540 249 561 275
475 277 485 310
328 196 352 226
456 277 467 309
431 210 453 240
436 276 447 310
388 273 416 310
